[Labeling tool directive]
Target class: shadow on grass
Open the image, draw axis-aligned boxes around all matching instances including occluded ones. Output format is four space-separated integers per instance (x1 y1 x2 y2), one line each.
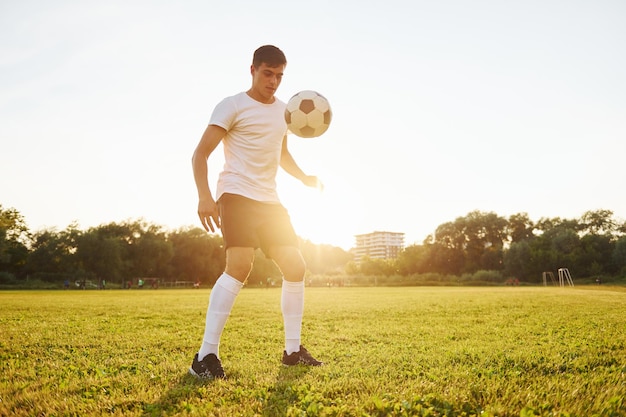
260 365 311 416
142 372 210 416
143 365 311 416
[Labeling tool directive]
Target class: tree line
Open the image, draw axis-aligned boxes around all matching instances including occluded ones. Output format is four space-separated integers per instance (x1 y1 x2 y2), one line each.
0 204 351 288
354 209 626 284
2 204 626 288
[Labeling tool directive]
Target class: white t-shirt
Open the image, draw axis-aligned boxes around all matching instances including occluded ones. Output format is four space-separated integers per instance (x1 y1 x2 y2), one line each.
210 92 287 203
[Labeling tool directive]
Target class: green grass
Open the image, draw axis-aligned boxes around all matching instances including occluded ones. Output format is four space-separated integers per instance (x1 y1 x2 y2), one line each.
1 286 625 416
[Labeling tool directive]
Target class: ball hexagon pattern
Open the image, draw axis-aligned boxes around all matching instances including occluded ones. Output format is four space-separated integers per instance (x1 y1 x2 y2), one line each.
284 90 332 138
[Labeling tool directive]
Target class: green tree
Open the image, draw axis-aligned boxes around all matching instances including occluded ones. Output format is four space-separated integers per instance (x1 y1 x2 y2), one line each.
503 240 532 280
612 236 626 276
0 205 31 279
169 227 225 285
507 212 535 243
396 244 430 275
580 209 618 236
426 222 466 275
359 256 395 276
576 234 614 277
426 211 507 274
462 211 507 272
26 224 81 281
522 218 582 282
75 228 125 284
127 222 173 279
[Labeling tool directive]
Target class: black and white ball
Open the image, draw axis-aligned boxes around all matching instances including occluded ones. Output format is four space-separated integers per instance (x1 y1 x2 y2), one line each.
284 90 332 138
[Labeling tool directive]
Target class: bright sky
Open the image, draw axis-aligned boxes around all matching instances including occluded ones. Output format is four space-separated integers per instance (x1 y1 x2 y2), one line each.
1 1 625 250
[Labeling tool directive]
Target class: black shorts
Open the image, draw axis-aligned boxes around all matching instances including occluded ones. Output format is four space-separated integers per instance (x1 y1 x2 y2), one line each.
217 193 299 256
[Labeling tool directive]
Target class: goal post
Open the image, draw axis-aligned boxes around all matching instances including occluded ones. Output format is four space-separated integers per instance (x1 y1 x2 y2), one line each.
542 269 574 287
542 271 556 286
558 268 574 287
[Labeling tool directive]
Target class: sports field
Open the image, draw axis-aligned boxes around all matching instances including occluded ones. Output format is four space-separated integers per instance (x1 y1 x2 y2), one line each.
1 286 625 416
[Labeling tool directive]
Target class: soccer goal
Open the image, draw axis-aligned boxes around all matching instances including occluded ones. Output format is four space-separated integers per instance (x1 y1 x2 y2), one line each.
558 268 574 287
542 271 557 286
542 269 574 287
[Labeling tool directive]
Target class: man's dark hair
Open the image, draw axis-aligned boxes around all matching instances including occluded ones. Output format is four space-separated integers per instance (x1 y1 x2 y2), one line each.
253 45 287 68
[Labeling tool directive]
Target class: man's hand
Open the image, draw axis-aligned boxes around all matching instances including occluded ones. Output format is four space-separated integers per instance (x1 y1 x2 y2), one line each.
198 199 220 233
302 175 324 191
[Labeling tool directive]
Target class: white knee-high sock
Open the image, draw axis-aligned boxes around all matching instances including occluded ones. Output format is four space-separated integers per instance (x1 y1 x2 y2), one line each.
281 279 304 355
198 273 243 360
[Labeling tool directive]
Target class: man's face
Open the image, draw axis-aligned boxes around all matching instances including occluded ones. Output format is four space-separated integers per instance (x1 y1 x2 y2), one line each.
250 63 285 103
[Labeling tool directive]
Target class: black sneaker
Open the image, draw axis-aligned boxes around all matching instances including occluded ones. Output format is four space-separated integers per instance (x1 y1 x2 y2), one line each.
282 345 323 366
189 353 226 379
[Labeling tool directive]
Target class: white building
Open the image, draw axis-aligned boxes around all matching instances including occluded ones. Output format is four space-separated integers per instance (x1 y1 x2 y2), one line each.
353 231 405 263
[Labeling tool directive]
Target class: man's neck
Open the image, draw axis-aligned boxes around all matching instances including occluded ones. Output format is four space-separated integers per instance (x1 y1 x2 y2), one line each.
246 89 274 104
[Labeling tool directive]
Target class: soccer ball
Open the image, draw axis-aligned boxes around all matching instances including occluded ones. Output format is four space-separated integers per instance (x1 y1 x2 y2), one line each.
285 90 332 138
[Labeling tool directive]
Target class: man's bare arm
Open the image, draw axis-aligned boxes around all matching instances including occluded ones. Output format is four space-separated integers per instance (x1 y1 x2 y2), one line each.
192 124 226 232
279 136 322 189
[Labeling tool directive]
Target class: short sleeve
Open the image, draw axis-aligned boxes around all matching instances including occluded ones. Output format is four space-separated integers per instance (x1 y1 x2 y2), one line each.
209 96 237 131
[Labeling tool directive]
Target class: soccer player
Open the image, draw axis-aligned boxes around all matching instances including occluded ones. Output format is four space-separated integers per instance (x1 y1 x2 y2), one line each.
189 45 323 379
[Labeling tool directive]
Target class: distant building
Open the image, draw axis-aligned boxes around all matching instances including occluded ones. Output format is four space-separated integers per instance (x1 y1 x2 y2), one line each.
354 231 405 264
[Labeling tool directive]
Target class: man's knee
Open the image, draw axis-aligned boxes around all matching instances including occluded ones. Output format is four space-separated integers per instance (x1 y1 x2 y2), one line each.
225 247 255 282
270 247 305 282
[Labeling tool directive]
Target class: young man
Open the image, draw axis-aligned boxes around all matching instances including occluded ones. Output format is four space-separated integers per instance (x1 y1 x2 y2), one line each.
189 45 323 379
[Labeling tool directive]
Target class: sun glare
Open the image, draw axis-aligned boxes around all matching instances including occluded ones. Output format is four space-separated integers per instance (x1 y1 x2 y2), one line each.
279 168 365 250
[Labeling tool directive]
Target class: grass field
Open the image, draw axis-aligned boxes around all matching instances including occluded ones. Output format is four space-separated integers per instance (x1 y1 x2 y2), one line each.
1 286 625 416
